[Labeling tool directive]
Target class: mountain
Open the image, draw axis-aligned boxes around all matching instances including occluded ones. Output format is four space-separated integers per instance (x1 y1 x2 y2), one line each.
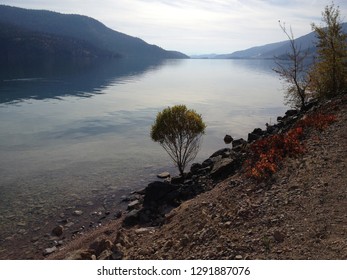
209 22 347 60
0 21 119 63
215 41 287 59
0 5 188 61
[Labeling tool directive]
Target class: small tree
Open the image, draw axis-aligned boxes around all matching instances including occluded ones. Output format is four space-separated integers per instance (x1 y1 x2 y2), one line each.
273 21 311 110
310 3 347 98
151 105 206 176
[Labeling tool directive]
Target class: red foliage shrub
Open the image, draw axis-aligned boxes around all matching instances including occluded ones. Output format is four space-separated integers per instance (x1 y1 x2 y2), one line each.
245 112 336 181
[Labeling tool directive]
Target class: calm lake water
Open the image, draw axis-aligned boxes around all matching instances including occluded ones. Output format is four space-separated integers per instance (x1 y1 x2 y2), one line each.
0 58 287 255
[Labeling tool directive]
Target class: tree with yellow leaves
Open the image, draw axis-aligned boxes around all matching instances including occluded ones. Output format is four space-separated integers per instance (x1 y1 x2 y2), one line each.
310 3 347 98
151 105 206 176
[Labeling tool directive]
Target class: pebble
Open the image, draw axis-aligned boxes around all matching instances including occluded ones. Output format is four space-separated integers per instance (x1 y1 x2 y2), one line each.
43 246 57 256
235 255 243 260
72 210 83 216
65 222 75 228
273 231 285 242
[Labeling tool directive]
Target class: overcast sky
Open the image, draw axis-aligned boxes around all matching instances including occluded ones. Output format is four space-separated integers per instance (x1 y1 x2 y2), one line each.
1 0 346 55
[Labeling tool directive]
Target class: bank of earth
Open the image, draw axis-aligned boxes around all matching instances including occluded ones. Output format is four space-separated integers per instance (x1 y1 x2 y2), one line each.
50 95 347 260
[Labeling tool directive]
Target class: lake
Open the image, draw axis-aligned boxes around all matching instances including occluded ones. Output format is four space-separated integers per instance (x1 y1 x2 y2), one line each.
0 58 287 258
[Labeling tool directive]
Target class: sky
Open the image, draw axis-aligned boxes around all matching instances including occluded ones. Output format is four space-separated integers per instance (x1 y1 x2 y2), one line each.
1 0 346 55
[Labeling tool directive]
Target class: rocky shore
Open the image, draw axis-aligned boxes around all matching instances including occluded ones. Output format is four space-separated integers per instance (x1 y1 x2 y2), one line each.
9 95 347 260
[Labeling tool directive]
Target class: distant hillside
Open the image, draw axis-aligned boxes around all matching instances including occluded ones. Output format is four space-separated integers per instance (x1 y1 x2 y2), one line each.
216 41 287 59
0 5 188 60
210 22 347 60
0 22 119 63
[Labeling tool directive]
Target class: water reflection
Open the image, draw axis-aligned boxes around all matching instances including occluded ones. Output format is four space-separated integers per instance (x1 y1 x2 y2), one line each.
0 58 172 104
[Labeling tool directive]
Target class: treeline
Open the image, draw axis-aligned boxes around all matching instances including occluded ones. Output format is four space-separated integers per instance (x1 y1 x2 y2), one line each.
0 22 119 63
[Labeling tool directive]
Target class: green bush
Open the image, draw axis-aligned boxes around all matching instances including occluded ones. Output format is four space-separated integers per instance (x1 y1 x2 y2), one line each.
151 105 206 176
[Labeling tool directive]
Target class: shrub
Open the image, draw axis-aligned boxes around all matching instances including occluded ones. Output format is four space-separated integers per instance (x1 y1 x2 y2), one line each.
150 105 206 176
245 112 336 181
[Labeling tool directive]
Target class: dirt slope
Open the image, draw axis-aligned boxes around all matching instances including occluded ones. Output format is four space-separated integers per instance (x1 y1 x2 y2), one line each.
51 95 347 260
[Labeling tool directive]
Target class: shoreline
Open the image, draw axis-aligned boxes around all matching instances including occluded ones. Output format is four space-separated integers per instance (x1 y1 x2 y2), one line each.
49 94 346 260
2 95 345 259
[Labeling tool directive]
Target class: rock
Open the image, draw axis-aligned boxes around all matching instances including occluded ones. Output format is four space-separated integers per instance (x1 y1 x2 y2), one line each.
64 249 94 260
252 128 263 135
180 234 190 246
43 246 57 256
72 210 83 216
210 157 241 179
143 181 180 207
114 210 122 219
135 227 156 234
171 176 185 185
123 209 140 227
266 124 277 134
285 109 298 117
248 132 261 142
97 249 114 260
115 230 133 249
138 210 151 224
127 200 141 210
89 238 113 257
235 255 243 260
202 158 214 168
273 231 285 242
64 221 75 228
248 128 265 142
232 138 247 149
157 172 170 179
224 135 233 144
190 163 203 174
210 148 231 158
51 225 64 237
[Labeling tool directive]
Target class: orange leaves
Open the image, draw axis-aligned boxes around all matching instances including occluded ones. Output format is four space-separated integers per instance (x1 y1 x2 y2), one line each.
297 113 337 131
245 112 336 181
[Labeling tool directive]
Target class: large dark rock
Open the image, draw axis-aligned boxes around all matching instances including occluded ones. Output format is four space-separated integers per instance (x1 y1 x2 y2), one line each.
285 109 298 117
266 124 277 134
143 181 180 208
248 132 261 142
123 209 140 227
190 163 203 174
202 158 214 168
210 157 241 179
210 148 231 158
232 138 247 152
171 176 185 185
248 128 266 142
224 135 233 144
